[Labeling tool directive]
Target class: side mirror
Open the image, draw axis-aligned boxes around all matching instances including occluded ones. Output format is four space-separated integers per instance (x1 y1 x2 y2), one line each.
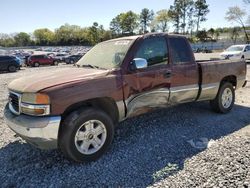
130 58 148 71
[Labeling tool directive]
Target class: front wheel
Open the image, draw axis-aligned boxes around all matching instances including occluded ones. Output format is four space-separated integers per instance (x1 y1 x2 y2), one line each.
210 82 235 113
59 108 114 162
34 62 40 67
53 61 59 66
8 65 17 72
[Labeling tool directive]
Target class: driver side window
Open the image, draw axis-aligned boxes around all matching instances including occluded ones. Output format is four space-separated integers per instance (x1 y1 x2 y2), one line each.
134 37 168 67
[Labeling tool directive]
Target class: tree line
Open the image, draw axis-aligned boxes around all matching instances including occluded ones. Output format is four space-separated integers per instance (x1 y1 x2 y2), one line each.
0 0 249 47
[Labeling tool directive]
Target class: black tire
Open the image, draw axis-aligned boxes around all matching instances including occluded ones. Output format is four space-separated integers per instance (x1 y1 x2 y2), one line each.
210 82 235 114
59 108 115 162
8 65 17 72
34 62 40 67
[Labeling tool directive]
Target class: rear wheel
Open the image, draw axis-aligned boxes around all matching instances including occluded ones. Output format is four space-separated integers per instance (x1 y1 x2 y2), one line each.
59 108 115 162
34 62 40 67
8 65 17 72
210 82 235 113
53 61 59 66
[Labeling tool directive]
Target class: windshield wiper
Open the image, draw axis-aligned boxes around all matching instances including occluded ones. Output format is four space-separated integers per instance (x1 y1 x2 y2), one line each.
80 64 95 69
80 64 107 70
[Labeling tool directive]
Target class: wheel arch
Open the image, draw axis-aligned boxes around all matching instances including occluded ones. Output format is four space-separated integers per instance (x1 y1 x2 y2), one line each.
220 75 237 88
61 97 120 125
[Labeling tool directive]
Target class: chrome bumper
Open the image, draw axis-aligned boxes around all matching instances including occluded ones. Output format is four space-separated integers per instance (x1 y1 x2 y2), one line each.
4 104 61 149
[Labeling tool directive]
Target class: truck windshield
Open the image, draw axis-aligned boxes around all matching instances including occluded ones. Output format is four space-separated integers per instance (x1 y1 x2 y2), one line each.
226 46 244 52
77 39 134 69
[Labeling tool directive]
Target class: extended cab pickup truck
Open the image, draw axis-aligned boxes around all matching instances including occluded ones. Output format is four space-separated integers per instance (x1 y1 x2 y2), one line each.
4 33 247 162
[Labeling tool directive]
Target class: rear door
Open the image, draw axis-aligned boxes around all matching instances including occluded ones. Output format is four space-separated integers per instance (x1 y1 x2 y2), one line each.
122 35 171 117
43 55 50 65
168 36 199 104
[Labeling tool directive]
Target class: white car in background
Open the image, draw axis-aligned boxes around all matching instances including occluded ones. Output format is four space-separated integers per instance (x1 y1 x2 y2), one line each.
220 44 250 60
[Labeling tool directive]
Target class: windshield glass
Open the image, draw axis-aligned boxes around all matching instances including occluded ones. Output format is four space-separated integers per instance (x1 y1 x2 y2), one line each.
226 46 244 52
77 39 134 69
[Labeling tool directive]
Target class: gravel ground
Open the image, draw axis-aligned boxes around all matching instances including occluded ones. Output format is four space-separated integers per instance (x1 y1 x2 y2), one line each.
0 62 250 187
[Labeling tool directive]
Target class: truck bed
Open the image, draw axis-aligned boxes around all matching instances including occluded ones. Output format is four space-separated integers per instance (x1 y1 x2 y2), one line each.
197 59 246 101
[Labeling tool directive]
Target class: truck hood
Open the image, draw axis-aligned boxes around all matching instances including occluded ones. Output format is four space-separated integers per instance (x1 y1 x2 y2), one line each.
8 67 110 93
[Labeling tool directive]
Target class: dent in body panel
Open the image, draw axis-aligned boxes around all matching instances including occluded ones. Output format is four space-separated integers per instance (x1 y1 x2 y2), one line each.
125 88 170 118
169 84 199 103
116 100 126 121
124 84 199 119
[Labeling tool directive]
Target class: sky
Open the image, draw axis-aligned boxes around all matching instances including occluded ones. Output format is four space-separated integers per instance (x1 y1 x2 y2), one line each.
0 0 249 34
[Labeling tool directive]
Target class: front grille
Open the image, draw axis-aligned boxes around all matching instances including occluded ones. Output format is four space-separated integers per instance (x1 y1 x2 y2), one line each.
9 92 21 115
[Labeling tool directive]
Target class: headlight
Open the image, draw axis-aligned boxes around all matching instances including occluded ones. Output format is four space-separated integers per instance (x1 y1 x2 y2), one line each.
21 93 50 116
22 93 50 104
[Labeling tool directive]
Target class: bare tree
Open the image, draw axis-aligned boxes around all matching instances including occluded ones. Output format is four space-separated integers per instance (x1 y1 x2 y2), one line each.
230 27 241 44
225 6 249 42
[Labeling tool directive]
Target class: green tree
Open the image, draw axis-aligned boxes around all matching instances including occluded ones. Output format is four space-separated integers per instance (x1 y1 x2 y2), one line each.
153 9 170 32
225 6 249 42
55 24 84 45
207 28 215 39
119 11 139 34
110 11 139 35
169 0 194 34
169 0 182 33
139 8 154 34
110 16 122 36
194 0 209 32
196 30 208 42
215 30 220 41
187 6 195 36
14 32 31 46
87 22 100 45
0 34 15 47
34 28 55 45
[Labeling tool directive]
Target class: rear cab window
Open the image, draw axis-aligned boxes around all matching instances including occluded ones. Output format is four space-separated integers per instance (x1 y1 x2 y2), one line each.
168 36 194 65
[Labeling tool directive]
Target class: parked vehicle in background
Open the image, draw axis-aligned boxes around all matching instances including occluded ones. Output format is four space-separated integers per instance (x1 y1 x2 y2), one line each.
220 44 250 60
65 54 83 64
0 55 21 72
54 53 68 63
27 55 59 67
4 33 247 162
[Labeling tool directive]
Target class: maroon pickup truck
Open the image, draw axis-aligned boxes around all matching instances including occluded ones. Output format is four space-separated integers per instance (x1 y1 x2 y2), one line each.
4 33 247 162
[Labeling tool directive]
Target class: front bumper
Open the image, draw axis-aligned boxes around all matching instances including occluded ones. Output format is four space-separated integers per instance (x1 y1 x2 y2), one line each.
4 104 61 149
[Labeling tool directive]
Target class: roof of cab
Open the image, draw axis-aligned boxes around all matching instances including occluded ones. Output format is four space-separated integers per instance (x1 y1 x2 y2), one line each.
103 32 187 43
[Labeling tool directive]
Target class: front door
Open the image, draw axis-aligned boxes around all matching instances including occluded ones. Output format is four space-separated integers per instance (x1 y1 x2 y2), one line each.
122 35 171 118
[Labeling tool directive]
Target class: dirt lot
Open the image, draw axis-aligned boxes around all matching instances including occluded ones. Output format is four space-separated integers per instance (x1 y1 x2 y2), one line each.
0 60 250 187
